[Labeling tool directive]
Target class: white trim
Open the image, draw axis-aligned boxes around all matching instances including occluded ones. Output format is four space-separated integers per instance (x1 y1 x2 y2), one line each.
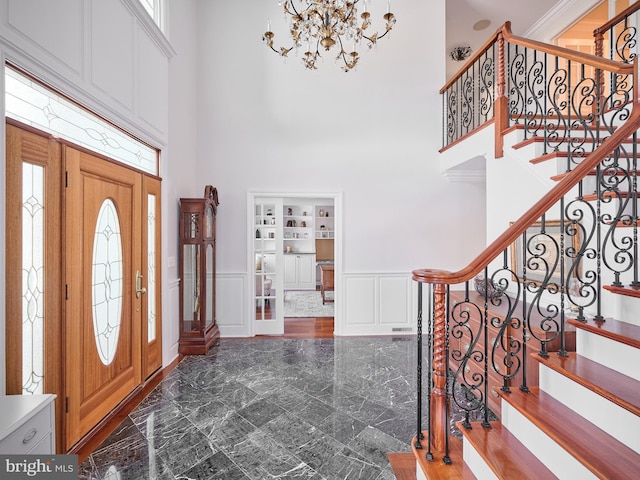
122 0 176 58
442 169 486 183
247 191 343 336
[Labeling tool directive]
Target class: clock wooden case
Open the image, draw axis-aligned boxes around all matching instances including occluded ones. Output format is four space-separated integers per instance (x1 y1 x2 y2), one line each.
178 185 220 354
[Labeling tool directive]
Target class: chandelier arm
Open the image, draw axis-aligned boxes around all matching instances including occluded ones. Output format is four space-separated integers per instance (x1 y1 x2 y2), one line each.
335 32 357 70
341 1 358 25
373 29 391 41
286 0 302 18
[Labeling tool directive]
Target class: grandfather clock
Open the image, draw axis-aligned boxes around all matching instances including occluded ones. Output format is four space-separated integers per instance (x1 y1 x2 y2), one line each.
179 185 220 354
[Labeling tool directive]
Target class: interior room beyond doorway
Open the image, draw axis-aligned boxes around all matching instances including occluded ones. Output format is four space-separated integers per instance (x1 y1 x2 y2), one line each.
252 194 338 337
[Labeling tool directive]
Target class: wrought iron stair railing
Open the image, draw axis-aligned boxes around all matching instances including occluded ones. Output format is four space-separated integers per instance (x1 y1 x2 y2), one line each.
417 21 640 465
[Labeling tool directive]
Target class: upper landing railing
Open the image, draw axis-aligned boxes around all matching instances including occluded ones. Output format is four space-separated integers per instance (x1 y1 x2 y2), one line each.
442 22 635 164
417 19 640 464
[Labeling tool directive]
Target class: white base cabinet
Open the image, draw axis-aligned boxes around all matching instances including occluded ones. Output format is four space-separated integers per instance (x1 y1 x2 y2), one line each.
0 394 56 454
284 253 316 289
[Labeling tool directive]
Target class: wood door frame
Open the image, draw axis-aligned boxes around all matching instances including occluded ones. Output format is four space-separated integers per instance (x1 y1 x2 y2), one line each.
142 175 163 380
5 120 162 452
5 120 64 450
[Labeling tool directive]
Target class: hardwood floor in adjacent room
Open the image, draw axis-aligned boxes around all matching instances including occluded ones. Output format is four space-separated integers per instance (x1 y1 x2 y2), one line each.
283 317 334 338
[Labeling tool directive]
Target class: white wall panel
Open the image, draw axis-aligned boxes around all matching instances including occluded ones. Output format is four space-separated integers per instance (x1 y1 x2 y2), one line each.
344 276 376 329
379 276 412 327
217 274 249 337
138 30 168 135
90 0 135 110
164 278 180 365
342 274 415 336
4 0 83 75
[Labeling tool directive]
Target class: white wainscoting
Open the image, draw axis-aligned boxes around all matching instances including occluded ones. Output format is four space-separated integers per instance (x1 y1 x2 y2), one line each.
214 272 417 338
163 278 180 366
216 273 250 337
338 273 417 336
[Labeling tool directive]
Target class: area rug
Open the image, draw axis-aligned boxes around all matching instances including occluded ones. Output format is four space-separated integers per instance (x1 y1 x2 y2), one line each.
284 290 334 318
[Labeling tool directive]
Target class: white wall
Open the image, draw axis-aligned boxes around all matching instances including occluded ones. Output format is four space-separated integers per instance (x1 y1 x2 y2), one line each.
164 0 200 362
194 0 488 336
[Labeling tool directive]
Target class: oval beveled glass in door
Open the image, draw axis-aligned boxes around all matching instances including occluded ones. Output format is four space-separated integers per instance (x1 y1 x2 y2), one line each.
92 199 124 365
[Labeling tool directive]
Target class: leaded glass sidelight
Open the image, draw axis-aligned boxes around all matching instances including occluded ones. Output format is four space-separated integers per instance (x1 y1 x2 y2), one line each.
92 200 124 365
147 194 157 342
22 163 45 394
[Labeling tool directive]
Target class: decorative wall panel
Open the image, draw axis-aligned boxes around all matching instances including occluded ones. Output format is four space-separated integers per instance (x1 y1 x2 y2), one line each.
138 31 168 134
341 273 415 336
6 0 83 75
216 275 248 337
90 0 135 110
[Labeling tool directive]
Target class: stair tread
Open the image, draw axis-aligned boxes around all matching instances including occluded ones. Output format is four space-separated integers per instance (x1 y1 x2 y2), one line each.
388 453 417 480
568 316 640 348
499 387 640 479
552 169 640 181
534 352 640 416
458 421 556 480
513 136 631 151
603 284 640 301
583 191 635 201
529 150 570 164
412 432 476 480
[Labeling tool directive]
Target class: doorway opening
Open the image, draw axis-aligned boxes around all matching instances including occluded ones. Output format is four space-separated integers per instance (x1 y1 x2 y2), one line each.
250 193 341 337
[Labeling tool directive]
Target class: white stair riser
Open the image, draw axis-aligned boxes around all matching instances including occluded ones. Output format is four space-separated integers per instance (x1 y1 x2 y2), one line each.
463 440 499 480
539 365 640 454
416 461 427 480
619 294 640 327
501 402 598 480
576 329 640 381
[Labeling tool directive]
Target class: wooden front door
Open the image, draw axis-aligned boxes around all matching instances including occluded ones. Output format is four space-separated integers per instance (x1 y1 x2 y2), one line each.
64 146 143 450
6 121 162 452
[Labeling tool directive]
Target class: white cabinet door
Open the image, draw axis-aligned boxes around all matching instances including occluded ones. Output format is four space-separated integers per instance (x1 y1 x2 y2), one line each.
283 254 298 289
297 254 316 289
284 254 316 289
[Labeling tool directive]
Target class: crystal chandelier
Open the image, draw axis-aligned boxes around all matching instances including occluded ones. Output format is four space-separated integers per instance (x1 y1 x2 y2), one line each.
263 0 396 72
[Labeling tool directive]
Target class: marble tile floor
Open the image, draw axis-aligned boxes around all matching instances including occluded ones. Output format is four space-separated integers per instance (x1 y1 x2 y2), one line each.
78 336 475 480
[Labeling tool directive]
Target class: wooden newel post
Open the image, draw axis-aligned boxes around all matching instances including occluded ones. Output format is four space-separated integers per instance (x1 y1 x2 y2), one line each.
494 30 507 158
430 282 448 452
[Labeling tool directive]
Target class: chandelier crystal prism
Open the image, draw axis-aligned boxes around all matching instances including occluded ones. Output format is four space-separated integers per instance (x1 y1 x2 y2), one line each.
263 0 396 72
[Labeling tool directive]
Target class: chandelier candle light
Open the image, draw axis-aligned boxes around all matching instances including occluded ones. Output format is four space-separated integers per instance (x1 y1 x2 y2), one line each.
263 0 396 72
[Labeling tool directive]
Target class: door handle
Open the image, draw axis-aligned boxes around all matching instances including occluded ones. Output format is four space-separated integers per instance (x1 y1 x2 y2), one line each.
136 271 147 298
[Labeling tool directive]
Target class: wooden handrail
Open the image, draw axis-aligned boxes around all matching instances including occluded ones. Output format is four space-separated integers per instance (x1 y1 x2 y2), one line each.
441 22 634 95
594 1 640 36
416 57 640 286
501 22 633 74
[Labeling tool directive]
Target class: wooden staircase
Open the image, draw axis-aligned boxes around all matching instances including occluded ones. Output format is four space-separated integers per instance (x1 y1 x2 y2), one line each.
414 121 640 477
413 15 640 476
